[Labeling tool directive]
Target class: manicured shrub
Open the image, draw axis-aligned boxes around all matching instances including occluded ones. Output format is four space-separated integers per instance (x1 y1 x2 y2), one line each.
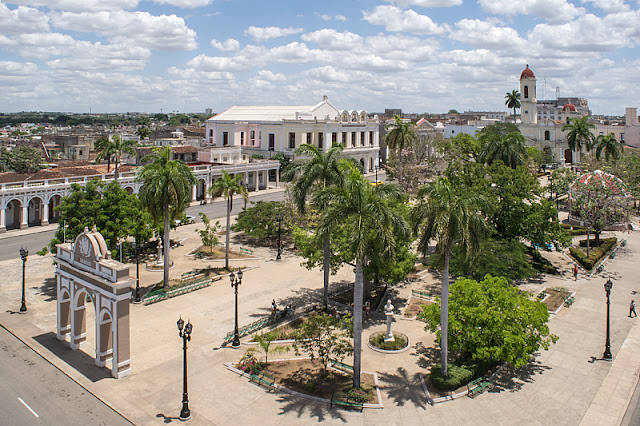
578 237 616 248
430 364 473 391
570 237 617 270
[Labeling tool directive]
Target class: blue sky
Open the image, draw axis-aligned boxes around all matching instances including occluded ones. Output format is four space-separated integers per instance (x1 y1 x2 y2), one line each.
1 0 638 115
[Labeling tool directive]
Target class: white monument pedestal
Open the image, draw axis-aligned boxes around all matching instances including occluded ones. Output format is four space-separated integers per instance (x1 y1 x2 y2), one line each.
384 299 395 342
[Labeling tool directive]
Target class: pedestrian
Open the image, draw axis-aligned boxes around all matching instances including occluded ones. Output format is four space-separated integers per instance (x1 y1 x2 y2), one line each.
573 265 578 281
630 300 637 318
365 299 371 318
271 299 277 316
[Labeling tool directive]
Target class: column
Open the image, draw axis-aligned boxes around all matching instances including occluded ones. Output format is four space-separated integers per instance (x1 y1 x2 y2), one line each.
253 171 258 192
244 173 249 189
276 167 279 188
42 199 49 225
112 298 131 378
21 200 28 229
191 185 197 202
56 276 71 341
0 206 5 232
70 288 87 350
205 179 210 200
94 293 102 366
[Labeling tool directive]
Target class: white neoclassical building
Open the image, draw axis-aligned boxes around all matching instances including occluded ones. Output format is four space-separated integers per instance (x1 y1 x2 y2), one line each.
205 96 381 171
0 158 279 233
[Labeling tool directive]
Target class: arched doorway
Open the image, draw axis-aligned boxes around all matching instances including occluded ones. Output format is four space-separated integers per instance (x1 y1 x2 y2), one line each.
49 195 62 223
6 199 21 230
28 197 42 227
123 186 134 195
564 149 573 164
196 179 206 200
360 158 365 170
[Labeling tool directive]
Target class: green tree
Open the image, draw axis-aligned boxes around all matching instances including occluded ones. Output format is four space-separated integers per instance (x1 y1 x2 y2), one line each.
292 312 353 376
231 201 291 240
137 126 151 140
195 212 220 252
272 152 293 181
385 115 417 186
562 116 596 156
436 133 482 164
479 131 527 169
248 331 289 367
412 177 488 375
136 116 151 127
595 133 623 163
94 136 116 172
318 164 407 387
209 170 249 269
110 135 138 179
6 145 45 174
168 114 191 126
419 275 558 368
505 90 521 123
290 143 346 310
138 146 196 287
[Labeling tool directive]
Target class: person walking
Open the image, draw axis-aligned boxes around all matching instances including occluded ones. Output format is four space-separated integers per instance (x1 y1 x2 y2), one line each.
630 300 637 318
271 299 277 316
365 299 371 318
573 265 578 281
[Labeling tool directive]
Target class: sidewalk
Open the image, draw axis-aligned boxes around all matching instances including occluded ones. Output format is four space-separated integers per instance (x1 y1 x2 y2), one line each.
0 215 639 424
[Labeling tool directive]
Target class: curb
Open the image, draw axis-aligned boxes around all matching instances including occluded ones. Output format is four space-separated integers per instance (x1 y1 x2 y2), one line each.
0 322 135 425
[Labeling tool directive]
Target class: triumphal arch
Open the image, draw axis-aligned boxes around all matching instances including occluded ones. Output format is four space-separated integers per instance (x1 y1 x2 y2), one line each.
55 227 134 378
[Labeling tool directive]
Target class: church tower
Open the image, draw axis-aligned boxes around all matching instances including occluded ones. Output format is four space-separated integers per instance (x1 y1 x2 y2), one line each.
519 64 537 125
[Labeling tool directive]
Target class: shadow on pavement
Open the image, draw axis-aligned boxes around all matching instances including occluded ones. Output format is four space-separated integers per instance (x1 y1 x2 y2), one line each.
488 357 551 393
276 393 347 423
156 413 180 423
36 277 57 302
33 332 113 382
377 367 427 408
412 341 441 369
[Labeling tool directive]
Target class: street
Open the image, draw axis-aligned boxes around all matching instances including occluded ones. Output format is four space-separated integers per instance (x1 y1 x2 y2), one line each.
0 326 131 425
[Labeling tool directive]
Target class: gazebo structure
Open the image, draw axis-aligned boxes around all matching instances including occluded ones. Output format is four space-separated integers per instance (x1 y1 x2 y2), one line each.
568 169 630 231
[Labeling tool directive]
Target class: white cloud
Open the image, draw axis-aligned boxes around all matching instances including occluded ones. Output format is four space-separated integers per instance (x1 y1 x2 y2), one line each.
0 32 78 60
244 26 304 41
478 0 584 24
316 13 347 21
0 60 38 76
301 29 362 50
581 0 629 13
152 0 212 7
210 38 240 51
0 4 50 34
450 19 526 51
257 70 286 81
50 10 197 50
46 43 150 72
185 53 252 72
6 0 139 12
363 5 449 35
384 0 463 7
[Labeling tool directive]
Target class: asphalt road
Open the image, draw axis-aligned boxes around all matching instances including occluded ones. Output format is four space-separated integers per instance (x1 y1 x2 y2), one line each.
0 326 132 425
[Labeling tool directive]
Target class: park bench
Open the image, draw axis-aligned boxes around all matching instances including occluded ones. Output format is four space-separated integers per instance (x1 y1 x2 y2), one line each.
564 296 575 307
331 360 354 373
412 289 433 298
249 371 276 389
181 270 199 278
329 393 364 411
467 377 491 398
240 247 254 255
537 291 547 301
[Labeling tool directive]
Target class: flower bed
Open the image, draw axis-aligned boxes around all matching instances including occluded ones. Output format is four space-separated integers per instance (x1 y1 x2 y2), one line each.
569 237 617 270
143 276 214 305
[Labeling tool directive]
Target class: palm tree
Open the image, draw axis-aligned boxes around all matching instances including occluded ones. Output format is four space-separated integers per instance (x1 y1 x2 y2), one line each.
385 115 416 185
319 164 406 388
412 177 487 375
94 137 115 172
111 134 138 179
209 170 249 269
138 146 196 288
290 143 346 310
595 133 623 163
505 90 521 123
479 131 527 169
562 116 596 163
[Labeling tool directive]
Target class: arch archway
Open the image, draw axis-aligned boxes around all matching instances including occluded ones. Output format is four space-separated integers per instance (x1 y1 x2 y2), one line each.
544 130 550 141
196 179 206 200
28 197 43 227
564 149 573 164
48 194 62 223
123 186 134 195
6 199 21 230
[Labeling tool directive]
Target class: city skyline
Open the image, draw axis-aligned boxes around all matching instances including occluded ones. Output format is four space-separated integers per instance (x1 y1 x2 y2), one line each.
0 0 639 115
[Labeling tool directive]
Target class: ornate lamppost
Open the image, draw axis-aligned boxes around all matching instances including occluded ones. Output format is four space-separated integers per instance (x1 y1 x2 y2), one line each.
276 213 282 261
603 279 613 360
133 240 142 303
375 165 378 184
19 247 28 313
177 316 193 421
230 270 243 348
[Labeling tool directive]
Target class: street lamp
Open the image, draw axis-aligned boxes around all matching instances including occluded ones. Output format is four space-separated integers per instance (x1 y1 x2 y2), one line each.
374 165 378 184
19 248 28 313
133 240 141 303
229 270 243 348
177 316 193 421
276 213 282 261
603 279 613 360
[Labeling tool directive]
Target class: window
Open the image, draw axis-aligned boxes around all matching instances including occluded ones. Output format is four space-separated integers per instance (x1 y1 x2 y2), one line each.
351 132 356 147
544 130 550 141
209 129 213 137
332 132 337 144
524 86 529 99
342 132 347 145
289 132 296 149
223 132 229 146
240 132 245 145
621 133 625 141
369 131 374 145
250 130 255 144
268 133 275 150
306 133 312 144
318 132 323 149
360 132 365 146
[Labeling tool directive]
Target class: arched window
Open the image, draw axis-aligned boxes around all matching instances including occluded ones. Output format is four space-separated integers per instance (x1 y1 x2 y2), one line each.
524 86 529 99
544 130 550 141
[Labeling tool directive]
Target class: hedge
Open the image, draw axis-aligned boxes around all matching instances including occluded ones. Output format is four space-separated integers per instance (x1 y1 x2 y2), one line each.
561 223 590 236
430 364 473 391
569 237 617 270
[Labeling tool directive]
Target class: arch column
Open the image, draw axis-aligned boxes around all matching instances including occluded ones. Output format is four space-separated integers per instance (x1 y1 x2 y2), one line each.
253 171 259 192
191 185 197 202
42 200 49 225
0 206 5 232
21 199 28 229
70 287 87 350
56 276 71 341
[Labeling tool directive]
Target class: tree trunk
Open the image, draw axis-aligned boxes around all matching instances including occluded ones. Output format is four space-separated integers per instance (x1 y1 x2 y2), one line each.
440 246 450 376
225 196 232 270
352 259 364 388
163 202 170 288
586 227 590 258
114 153 119 181
323 234 330 310
363 255 371 302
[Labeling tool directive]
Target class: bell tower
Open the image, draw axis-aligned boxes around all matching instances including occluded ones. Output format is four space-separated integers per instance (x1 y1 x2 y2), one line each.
519 64 537 125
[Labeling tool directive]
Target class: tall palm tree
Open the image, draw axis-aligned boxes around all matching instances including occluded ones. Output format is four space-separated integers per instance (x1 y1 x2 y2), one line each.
479 131 527 169
138 146 196 287
595 133 623 163
290 143 346 310
209 170 249 269
562 116 596 163
94 137 115 172
412 177 487 375
505 90 521 123
319 164 406 388
111 134 138 179
385 115 416 185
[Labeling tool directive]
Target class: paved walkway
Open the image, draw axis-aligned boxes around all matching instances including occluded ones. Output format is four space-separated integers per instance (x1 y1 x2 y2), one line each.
0 208 639 425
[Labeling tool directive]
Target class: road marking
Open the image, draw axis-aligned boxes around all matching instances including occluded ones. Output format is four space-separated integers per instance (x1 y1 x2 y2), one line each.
18 397 39 418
